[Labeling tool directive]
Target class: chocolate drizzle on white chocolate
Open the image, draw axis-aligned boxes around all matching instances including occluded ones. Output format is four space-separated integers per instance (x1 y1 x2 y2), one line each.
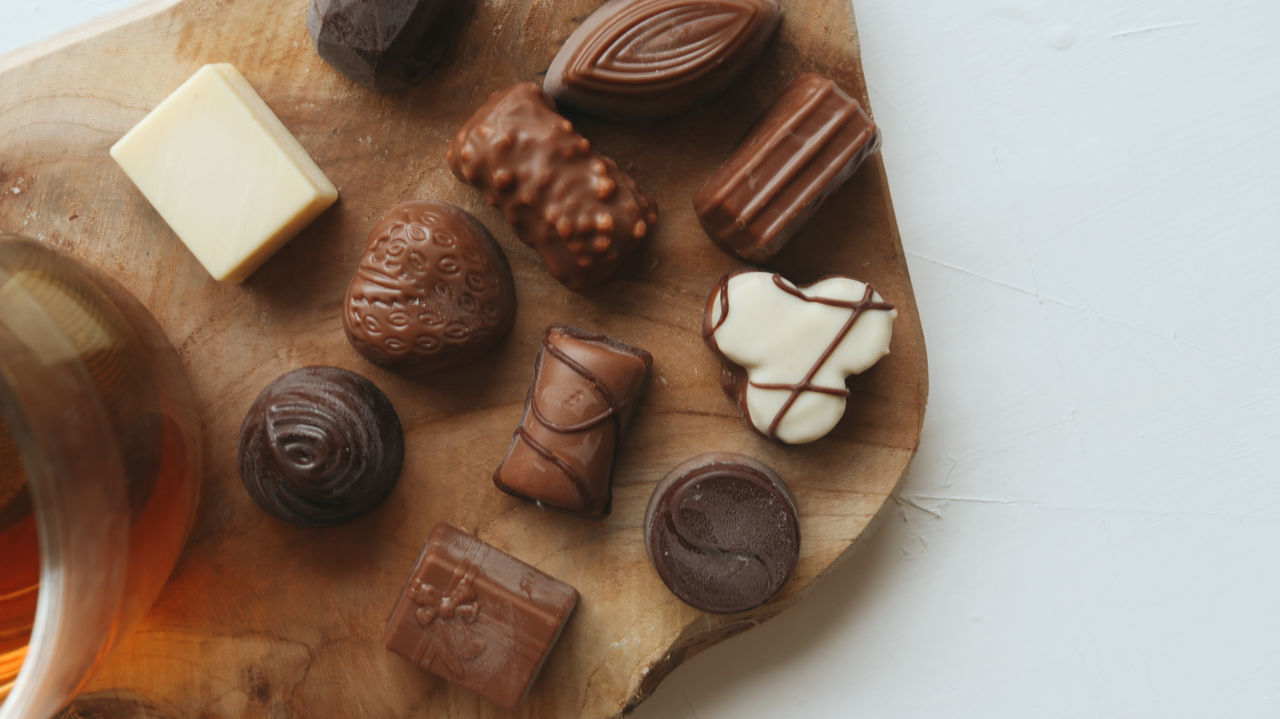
703 271 896 444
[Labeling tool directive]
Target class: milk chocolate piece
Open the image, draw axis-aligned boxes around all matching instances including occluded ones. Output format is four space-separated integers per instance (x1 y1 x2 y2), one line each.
644 453 799 614
238 366 404 526
343 200 516 374
694 73 882 263
446 83 659 291
385 523 579 709
703 270 896 444
494 324 652 518
544 0 782 120
307 0 476 91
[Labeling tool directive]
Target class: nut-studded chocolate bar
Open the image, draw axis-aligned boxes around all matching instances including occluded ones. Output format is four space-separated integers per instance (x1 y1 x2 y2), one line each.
447 83 659 291
694 73 882 264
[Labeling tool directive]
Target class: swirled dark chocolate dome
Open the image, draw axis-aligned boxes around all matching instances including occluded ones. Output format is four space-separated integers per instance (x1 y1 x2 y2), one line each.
238 366 404 527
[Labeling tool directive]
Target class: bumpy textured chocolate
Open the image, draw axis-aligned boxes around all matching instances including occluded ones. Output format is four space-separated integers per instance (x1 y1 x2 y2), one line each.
446 83 659 291
306 0 475 91
694 73 882 263
385 523 579 710
544 0 782 120
238 366 404 527
493 324 652 518
644 453 799 614
343 200 516 374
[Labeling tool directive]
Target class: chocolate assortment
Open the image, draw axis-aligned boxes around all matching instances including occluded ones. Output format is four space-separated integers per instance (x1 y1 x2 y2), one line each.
92 0 907 706
446 83 659 291
544 0 782 120
238 366 404 526
307 0 476 91
343 200 516 374
704 270 896 444
694 73 882 263
385 523 579 709
645 453 800 613
494 325 652 518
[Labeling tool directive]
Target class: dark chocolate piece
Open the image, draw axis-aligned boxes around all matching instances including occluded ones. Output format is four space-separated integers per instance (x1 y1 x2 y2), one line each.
307 0 476 91
493 324 652 518
343 200 517 374
238 366 403 527
544 0 782 120
694 73 882 263
385 523 579 710
446 83 659 292
644 453 799 614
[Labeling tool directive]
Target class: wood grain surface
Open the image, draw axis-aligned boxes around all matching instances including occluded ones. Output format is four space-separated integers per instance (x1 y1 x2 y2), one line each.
0 1 927 717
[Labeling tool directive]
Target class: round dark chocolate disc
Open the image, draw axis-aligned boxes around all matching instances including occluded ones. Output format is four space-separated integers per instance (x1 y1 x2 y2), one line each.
238 366 404 527
644 453 800 614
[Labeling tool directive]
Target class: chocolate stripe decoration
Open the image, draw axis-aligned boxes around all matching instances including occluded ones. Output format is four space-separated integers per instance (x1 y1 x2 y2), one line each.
703 270 897 444
694 73 882 264
494 324 652 518
756 278 893 438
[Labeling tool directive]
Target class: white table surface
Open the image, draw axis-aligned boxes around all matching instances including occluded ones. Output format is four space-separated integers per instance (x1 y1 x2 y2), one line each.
6 1 1280 717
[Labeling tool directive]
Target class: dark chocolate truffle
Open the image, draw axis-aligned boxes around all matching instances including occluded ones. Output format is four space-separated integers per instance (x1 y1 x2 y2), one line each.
446 83 659 292
644 453 800 613
343 200 517 374
238 366 404 527
544 0 782 120
306 0 476 91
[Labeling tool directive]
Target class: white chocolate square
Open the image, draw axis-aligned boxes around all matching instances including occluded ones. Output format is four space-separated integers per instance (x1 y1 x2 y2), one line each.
110 64 338 282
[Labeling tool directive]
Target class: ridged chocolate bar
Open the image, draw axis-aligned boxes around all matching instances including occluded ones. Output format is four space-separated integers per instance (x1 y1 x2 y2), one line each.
693 73 881 264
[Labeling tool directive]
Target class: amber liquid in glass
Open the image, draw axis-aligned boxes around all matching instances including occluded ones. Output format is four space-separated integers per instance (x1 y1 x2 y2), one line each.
0 423 37 693
0 237 201 699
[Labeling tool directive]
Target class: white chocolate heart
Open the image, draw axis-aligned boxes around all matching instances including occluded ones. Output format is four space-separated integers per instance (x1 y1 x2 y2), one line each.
705 271 896 444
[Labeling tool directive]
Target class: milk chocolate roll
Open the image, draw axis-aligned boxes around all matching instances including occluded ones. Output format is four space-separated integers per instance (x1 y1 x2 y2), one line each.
694 73 881 263
493 324 652 518
446 83 659 291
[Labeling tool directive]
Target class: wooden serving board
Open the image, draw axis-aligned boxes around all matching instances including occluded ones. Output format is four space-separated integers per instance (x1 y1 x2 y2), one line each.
0 1 927 717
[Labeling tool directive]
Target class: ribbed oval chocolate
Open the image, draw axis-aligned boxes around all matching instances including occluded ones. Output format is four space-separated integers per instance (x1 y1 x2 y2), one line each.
544 0 782 119
343 200 516 373
644 453 800 613
238 366 404 527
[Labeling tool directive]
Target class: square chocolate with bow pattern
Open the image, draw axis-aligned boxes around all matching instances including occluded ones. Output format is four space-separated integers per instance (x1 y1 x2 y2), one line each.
384 523 579 709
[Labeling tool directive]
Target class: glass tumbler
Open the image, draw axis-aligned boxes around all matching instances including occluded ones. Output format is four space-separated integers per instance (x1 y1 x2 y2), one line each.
0 235 202 719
